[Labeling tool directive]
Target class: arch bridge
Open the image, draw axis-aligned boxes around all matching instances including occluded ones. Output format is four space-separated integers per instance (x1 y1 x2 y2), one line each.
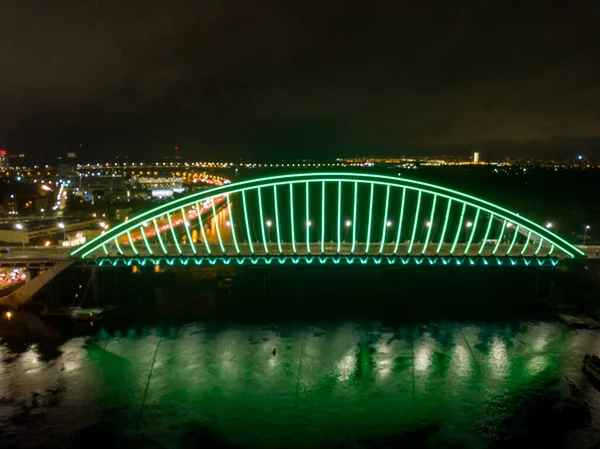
72 173 583 268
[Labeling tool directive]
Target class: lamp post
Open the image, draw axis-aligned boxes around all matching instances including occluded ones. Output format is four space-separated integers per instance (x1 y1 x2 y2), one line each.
584 225 591 246
266 220 272 242
57 222 66 242
344 220 351 243
15 223 24 251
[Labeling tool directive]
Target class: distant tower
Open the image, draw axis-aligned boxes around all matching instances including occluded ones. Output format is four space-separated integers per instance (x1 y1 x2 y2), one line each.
473 152 480 164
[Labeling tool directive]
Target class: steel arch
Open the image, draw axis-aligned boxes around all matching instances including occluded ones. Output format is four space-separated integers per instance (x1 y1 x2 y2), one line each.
72 172 584 260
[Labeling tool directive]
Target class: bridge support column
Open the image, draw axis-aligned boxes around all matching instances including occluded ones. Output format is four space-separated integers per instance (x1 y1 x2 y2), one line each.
263 270 270 297
91 266 100 305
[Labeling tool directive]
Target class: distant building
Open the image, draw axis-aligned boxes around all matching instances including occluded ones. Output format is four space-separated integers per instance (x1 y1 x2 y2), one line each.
0 149 8 170
473 152 480 164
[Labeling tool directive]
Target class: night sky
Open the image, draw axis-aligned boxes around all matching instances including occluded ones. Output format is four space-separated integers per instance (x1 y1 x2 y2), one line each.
1 1 599 161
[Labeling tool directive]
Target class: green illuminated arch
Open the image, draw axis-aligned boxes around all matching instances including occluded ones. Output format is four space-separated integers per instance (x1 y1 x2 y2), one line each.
72 173 583 259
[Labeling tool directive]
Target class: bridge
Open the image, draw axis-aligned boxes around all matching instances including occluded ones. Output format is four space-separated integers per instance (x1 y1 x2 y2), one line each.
69 172 584 268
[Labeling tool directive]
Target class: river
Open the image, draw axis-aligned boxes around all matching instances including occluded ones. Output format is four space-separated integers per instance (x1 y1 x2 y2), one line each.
1 311 600 448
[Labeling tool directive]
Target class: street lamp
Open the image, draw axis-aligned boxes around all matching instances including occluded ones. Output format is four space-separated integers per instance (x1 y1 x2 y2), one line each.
466 221 473 228
306 220 312 227
387 220 393 227
57 222 66 241
584 225 591 246
15 223 24 251
344 220 351 242
266 220 273 242
545 222 553 229
225 220 231 227
425 221 431 227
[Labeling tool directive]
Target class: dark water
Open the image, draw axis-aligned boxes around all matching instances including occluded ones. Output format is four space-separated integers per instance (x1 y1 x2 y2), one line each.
1 268 600 448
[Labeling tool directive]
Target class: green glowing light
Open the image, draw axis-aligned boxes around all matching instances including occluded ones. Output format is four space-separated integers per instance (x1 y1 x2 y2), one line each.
463 208 480 255
351 182 358 253
507 225 520 255
407 190 422 254
102 244 108 255
257 187 268 253
127 230 138 255
478 213 494 255
492 219 506 255
422 194 437 254
241 191 254 254
548 244 555 255
211 201 225 253
436 198 452 254
114 237 123 255
167 213 182 254
534 237 544 255
365 183 375 253
181 207 196 254
379 185 391 254
306 182 310 253
226 196 240 254
153 218 168 254
273 186 282 253
449 203 466 255
321 181 326 253
140 226 153 254
196 202 212 254
520 231 532 255
337 181 342 253
74 172 581 259
289 184 296 253
89 255 562 268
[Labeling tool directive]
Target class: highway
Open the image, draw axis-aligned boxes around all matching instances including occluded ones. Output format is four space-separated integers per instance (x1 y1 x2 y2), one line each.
0 243 598 262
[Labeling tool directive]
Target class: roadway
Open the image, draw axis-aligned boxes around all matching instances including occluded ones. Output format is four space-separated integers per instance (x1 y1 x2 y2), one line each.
71 242 600 259
0 243 598 262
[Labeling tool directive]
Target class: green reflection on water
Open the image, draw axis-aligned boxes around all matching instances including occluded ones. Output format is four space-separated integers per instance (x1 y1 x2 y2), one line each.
1 321 598 448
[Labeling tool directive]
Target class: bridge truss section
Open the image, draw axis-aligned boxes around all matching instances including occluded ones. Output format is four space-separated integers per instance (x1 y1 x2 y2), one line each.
72 173 584 261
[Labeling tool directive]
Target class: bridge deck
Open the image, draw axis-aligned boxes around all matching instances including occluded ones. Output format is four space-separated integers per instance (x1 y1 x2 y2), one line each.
91 242 566 258
0 260 74 309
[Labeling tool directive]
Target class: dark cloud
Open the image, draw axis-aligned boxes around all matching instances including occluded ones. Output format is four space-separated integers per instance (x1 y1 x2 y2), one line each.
1 0 599 160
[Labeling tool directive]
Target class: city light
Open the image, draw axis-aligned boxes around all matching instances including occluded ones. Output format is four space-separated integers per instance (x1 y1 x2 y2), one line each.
545 222 552 229
506 222 513 228
225 220 231 227
306 220 312 227
15 223 22 230
386 220 393 227
99 221 106 228
345 220 352 227
266 220 273 227
58 222 65 229
425 221 431 227
466 221 473 228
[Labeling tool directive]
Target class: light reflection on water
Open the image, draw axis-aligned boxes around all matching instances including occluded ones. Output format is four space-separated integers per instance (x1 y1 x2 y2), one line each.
1 320 600 448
